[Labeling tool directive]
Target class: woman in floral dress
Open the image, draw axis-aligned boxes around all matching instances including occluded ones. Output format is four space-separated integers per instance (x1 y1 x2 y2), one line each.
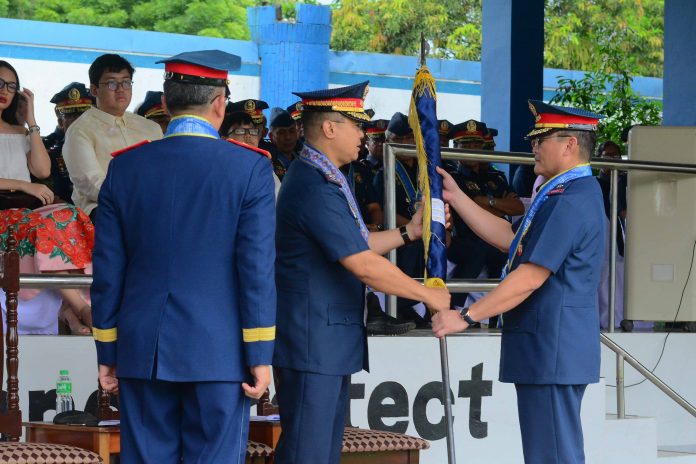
0 60 94 334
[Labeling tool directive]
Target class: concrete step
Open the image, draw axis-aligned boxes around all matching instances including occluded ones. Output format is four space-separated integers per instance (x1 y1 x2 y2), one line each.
658 445 696 463
600 414 657 464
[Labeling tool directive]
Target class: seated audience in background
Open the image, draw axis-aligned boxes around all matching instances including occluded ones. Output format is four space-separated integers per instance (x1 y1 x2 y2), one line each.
0 60 94 334
63 53 163 221
136 90 170 133
447 121 523 325
374 112 428 326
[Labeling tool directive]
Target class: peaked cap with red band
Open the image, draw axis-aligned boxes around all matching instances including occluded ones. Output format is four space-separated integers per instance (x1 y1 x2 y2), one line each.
50 82 94 114
448 119 487 143
292 81 371 123
228 99 269 124
526 99 603 138
156 50 241 97
365 119 388 138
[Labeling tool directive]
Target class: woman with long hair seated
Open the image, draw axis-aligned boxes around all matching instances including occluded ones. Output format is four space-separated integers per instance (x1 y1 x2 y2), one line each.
0 60 94 334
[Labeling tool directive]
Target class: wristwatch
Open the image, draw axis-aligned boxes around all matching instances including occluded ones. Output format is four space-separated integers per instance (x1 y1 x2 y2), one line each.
399 225 412 244
459 308 477 325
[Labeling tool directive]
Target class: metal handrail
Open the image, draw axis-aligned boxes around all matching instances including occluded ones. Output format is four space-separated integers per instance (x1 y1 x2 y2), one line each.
382 143 696 320
382 142 696 422
20 274 92 289
601 334 696 419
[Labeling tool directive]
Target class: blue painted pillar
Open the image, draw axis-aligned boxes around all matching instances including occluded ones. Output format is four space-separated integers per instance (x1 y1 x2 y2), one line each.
481 0 544 156
247 4 332 110
663 0 696 125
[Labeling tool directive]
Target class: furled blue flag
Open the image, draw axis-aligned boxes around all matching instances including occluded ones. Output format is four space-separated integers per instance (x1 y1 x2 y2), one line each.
408 66 447 290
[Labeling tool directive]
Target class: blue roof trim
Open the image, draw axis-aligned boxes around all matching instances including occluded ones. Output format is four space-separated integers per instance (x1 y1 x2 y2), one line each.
330 50 481 83
0 44 260 78
0 18 259 63
329 72 481 95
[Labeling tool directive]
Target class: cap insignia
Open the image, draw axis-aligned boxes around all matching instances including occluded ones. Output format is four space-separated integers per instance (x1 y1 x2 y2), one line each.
68 88 80 102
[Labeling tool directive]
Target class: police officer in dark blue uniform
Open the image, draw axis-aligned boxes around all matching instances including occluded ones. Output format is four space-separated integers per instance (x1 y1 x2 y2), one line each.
92 50 276 464
274 82 450 464
433 100 606 463
43 83 94 203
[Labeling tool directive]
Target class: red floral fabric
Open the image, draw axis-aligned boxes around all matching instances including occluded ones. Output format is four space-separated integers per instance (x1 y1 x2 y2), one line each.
0 204 94 270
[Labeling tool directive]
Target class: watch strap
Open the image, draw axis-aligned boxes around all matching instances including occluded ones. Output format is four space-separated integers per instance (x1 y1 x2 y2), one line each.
459 308 476 325
399 225 412 245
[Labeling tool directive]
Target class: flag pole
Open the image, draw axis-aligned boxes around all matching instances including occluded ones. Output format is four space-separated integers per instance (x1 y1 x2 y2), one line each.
419 33 457 464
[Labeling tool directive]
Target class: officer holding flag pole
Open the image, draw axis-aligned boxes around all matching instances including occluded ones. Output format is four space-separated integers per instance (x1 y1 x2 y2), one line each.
433 100 606 463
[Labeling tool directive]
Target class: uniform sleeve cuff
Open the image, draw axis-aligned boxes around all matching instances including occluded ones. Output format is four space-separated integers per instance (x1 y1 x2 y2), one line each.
96 341 117 367
245 341 274 367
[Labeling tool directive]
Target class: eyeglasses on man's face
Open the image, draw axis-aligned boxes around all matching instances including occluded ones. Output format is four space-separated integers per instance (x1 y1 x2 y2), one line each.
330 119 364 132
99 79 134 91
530 135 571 149
0 78 18 93
228 127 260 137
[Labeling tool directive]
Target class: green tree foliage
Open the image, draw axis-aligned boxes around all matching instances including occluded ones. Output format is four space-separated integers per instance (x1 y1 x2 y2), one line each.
545 0 663 77
331 0 481 59
2 0 664 78
549 42 662 148
4 0 255 39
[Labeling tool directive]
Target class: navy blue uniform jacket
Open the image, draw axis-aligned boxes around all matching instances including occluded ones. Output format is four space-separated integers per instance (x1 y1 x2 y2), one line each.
274 160 370 376
500 176 605 385
91 135 276 382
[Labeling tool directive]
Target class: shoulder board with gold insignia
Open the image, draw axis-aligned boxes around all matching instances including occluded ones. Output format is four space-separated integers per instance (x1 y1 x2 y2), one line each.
226 138 272 160
111 140 151 158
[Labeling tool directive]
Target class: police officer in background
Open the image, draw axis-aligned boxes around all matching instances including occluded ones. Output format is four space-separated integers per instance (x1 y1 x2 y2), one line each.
92 50 276 463
268 107 300 180
274 81 450 464
43 82 94 203
136 90 171 133
433 100 606 463
363 118 388 174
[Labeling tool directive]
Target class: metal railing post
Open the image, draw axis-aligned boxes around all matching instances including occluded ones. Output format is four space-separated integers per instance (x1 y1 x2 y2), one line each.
609 169 619 332
616 353 625 418
383 144 398 317
601 334 696 419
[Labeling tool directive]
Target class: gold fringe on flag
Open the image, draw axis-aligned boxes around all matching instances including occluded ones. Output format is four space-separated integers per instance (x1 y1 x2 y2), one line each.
408 65 446 295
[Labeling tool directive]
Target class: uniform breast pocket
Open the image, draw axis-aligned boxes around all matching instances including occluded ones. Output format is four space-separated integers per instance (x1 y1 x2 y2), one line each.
327 303 363 326
502 308 538 333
